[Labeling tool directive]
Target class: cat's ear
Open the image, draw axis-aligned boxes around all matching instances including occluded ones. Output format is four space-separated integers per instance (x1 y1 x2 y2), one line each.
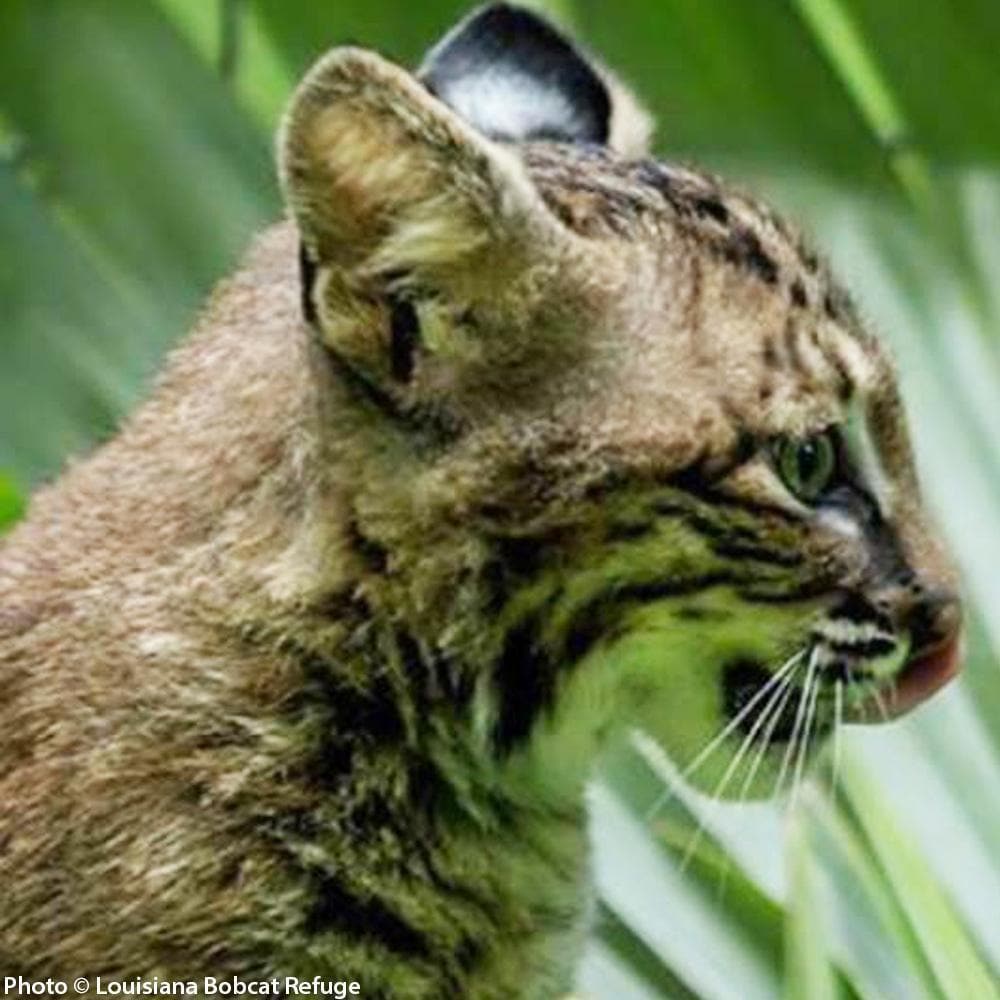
419 3 653 157
279 48 574 384
278 44 576 377
279 45 564 283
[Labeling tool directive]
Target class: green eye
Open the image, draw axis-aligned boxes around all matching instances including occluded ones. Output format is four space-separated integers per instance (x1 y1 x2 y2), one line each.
775 432 838 503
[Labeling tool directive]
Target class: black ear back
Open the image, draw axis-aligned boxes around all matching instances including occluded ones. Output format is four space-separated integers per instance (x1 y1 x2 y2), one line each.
419 3 611 146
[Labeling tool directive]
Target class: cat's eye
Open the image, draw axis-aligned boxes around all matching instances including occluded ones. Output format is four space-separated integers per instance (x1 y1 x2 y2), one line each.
774 432 838 504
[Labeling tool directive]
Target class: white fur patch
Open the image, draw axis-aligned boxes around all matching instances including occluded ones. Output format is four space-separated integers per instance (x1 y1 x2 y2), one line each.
816 619 892 645
816 507 862 540
441 67 591 143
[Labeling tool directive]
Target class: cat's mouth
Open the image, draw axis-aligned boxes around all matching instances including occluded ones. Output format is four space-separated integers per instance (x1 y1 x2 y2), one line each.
724 633 962 743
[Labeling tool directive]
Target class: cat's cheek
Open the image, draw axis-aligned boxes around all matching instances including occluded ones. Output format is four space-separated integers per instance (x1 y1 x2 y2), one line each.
580 588 824 795
803 523 869 590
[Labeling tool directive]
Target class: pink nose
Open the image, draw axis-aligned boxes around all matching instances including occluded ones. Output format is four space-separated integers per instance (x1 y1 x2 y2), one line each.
888 615 962 719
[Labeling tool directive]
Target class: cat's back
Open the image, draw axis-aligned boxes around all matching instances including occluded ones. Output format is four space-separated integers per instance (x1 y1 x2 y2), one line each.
0 222 341 977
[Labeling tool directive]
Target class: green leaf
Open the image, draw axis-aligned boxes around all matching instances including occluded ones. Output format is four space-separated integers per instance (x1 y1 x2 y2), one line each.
576 0 896 190
784 810 839 1000
0 0 276 483
588 782 782 1000
0 474 24 532
841 755 1000 1000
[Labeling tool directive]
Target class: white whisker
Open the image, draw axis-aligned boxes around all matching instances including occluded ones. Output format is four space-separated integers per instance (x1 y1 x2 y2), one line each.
831 680 844 796
644 648 804 821
739 666 800 800
678 654 804 872
870 684 890 723
789 667 822 810
773 646 820 797
715 661 802 901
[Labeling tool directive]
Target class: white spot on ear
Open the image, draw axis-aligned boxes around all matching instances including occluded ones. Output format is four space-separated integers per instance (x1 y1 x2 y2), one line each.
419 4 611 145
442 67 589 143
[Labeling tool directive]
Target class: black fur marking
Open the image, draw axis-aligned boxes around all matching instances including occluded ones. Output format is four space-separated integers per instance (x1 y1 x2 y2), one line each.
606 519 655 542
723 229 779 285
790 279 808 308
632 161 693 218
325 350 408 421
347 518 389 573
738 576 834 604
829 593 892 631
670 444 752 498
676 485 804 528
420 4 611 145
394 627 438 709
763 336 782 369
711 540 804 568
388 295 420 382
284 640 410 791
562 597 627 664
304 874 433 958
299 243 318 325
493 601 559 753
906 589 959 657
693 196 730 224
633 160 674 193
488 527 570 584
496 535 544 575
826 636 896 658
723 659 798 743
671 431 757 489
324 346 461 444
493 570 733 753
562 572 734 658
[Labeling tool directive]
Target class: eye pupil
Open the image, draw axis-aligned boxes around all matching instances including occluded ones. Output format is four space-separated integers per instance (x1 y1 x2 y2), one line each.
776 432 837 503
800 441 821 478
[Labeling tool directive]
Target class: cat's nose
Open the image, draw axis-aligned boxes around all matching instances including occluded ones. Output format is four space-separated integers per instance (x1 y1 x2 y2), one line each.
886 587 962 718
906 586 962 660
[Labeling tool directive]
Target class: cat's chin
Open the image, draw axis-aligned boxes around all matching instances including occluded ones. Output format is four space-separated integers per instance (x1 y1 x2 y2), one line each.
886 635 962 718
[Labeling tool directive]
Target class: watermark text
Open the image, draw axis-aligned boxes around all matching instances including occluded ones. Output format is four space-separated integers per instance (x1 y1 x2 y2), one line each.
3 977 362 997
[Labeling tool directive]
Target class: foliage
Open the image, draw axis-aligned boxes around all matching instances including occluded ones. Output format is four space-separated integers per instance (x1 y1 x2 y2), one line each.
2 1 1000 996
0 474 24 532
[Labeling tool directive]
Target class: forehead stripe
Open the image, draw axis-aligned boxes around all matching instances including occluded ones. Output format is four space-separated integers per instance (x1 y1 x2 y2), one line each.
721 229 779 285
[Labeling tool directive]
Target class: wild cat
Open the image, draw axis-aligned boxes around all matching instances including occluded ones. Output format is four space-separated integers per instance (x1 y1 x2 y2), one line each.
0 3 960 997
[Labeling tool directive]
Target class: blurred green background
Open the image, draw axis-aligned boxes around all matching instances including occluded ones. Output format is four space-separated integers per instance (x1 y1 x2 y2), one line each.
2 1 1000 997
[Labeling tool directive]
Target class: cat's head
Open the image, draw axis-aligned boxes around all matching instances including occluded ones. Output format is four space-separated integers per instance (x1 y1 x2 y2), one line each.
278 4 960 796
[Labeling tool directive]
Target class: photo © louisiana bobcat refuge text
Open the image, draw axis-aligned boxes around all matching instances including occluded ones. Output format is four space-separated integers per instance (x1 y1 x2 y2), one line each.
0 4 962 997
